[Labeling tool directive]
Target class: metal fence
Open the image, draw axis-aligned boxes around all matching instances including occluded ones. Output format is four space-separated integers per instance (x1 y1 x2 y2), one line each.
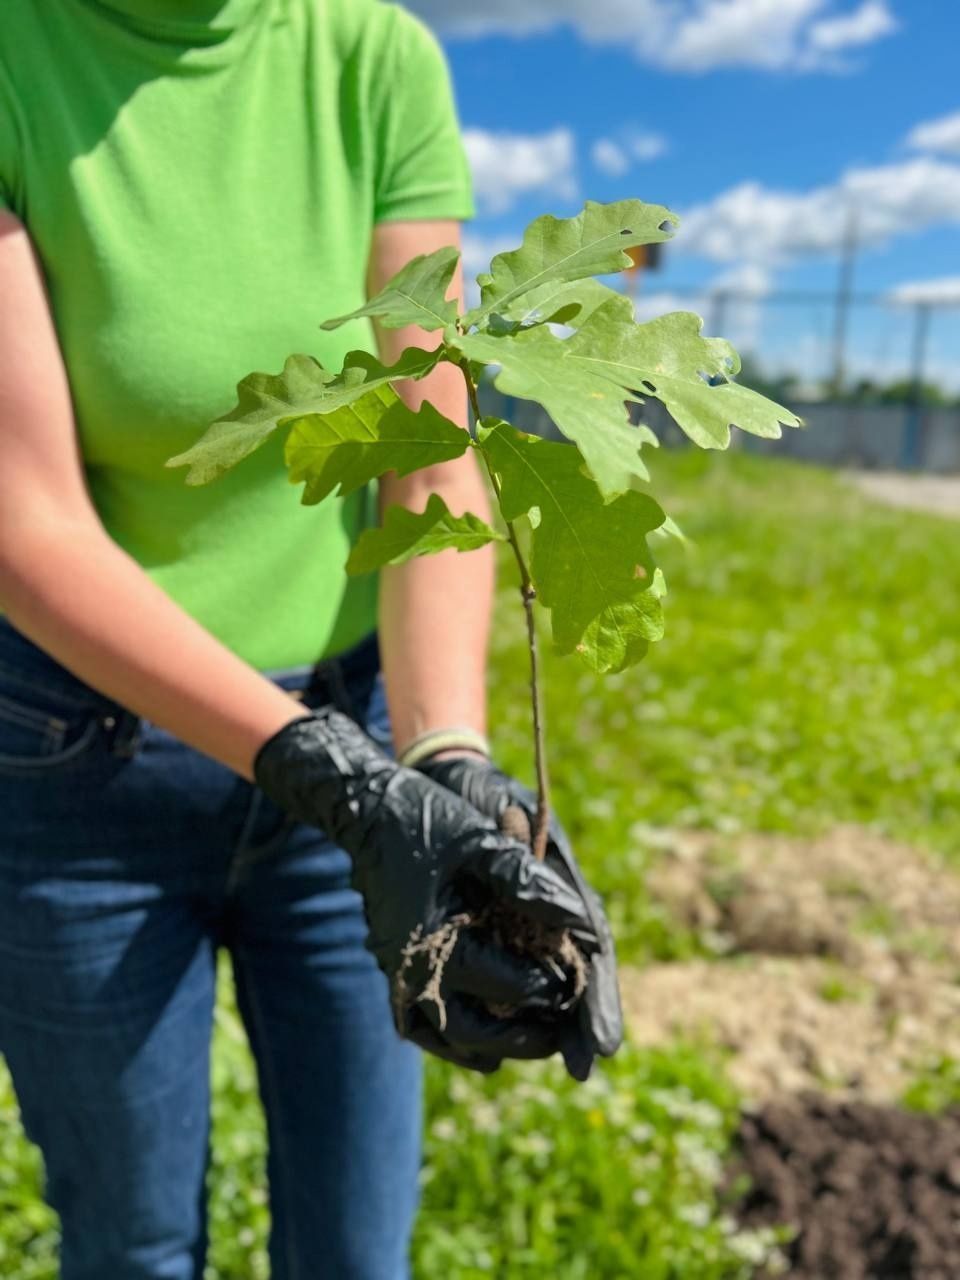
477 287 960 473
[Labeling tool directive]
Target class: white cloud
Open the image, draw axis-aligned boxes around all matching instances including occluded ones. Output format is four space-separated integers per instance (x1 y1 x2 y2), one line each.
592 130 668 175
463 127 577 215
887 276 960 306
403 0 898 73
630 132 669 162
460 231 522 306
808 0 898 51
678 157 960 265
905 111 960 157
703 263 772 348
460 231 518 279
592 139 631 177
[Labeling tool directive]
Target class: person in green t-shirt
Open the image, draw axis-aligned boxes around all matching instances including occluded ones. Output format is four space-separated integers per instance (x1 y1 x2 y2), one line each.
0 2 619 1277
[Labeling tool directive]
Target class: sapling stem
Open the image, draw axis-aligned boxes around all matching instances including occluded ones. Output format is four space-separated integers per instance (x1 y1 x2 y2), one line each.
460 361 551 862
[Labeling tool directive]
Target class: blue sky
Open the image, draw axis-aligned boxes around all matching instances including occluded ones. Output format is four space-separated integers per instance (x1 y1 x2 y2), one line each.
404 0 959 389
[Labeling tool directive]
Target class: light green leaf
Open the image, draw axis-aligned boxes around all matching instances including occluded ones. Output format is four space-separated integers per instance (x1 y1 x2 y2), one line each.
285 389 471 505
564 305 800 448
651 514 689 545
645 378 800 449
455 300 800 496
347 493 504 574
478 420 666 674
491 278 628 330
165 347 442 485
320 246 460 332
464 199 677 328
455 319 653 499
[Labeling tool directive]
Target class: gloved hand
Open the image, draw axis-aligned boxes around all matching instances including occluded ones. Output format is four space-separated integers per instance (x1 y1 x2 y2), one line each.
417 753 624 1081
253 710 599 1074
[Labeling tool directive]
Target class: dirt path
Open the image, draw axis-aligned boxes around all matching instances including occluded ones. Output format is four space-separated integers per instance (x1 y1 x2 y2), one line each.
848 470 960 519
621 825 960 1104
623 826 960 1277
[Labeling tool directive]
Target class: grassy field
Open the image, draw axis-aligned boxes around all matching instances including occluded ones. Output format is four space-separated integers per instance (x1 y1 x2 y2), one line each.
2 450 958 1278
490 449 960 963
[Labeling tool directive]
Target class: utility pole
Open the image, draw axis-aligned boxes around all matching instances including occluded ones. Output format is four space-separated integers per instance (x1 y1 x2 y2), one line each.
710 289 730 338
830 208 859 398
901 302 932 469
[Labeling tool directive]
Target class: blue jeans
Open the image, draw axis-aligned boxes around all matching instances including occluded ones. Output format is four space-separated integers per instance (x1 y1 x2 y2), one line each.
0 619 422 1280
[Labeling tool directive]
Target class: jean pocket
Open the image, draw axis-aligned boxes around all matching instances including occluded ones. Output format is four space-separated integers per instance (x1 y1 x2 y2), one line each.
0 685 101 775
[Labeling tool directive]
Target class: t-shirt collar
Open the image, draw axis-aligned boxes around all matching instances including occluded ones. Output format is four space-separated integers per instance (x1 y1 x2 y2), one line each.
79 0 263 38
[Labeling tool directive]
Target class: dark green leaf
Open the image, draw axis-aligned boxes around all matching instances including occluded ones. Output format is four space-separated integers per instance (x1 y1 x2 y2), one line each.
347 493 504 574
478 420 665 673
320 246 460 332
285 390 471 505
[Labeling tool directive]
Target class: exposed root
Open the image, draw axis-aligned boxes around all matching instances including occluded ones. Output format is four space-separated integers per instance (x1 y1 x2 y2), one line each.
393 903 589 1030
393 912 472 1032
393 803 590 1031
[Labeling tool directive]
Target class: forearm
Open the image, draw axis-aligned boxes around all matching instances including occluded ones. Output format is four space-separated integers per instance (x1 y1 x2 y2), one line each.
379 454 494 753
0 512 309 779
367 220 495 753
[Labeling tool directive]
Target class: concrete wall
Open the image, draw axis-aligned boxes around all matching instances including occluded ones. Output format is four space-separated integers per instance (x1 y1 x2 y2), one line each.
478 386 960 474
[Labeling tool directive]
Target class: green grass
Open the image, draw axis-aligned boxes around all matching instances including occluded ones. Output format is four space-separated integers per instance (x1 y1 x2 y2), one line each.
3 451 956 1277
902 1056 960 1114
489 451 960 960
1 968 783 1280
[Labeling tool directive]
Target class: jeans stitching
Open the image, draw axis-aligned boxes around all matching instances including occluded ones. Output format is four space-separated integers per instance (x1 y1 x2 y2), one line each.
234 947 301 1280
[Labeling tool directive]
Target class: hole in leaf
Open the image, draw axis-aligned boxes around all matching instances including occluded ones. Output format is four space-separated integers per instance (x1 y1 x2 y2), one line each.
634 565 648 580
620 228 633 236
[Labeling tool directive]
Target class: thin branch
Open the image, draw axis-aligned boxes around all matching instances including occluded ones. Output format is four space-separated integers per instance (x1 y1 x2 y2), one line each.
459 360 551 861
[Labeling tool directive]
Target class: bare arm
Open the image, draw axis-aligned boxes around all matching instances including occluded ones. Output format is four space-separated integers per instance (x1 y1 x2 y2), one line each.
0 212 309 779
369 220 494 755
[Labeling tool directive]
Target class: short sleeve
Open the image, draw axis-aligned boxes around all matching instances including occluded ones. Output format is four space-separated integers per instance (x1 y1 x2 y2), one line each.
0 60 24 215
371 7 475 224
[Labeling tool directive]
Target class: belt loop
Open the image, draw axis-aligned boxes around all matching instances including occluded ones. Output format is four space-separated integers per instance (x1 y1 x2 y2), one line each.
306 656 354 718
102 709 144 759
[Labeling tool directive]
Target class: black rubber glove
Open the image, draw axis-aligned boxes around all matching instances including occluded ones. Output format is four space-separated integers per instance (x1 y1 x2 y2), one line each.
417 754 624 1081
253 711 598 1073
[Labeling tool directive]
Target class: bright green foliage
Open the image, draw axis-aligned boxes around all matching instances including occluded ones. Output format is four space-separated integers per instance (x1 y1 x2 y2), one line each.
166 198 802 676
456 297 799 496
0 990 784 1280
285 388 470 505
566 304 800 449
480 421 665 674
497 277 631 331
902 1057 960 1114
455 322 655 498
347 492 504 574
166 347 442 484
320 245 460 333
463 198 677 329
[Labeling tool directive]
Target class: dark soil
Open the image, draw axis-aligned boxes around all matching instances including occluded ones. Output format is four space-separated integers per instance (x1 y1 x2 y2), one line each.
730 1094 960 1279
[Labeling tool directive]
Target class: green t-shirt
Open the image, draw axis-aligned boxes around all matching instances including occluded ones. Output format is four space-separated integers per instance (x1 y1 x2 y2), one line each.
0 0 474 669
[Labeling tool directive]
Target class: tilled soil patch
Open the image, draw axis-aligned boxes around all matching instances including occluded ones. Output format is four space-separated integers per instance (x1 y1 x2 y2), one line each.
621 826 960 1102
730 1094 960 1280
621 826 960 1278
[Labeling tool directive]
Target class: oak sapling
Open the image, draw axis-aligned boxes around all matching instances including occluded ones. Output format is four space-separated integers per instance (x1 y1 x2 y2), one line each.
167 198 801 1028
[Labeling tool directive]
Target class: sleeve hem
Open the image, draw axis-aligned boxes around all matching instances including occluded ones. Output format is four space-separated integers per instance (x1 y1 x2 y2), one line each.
373 192 475 224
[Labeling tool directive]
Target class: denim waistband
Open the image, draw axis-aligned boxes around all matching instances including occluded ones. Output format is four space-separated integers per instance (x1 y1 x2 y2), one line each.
0 617 380 718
